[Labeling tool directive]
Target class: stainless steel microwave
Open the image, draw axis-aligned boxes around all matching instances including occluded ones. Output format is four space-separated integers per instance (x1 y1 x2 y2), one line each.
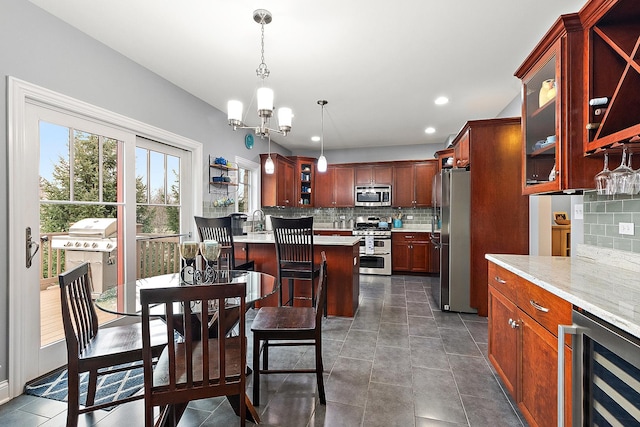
355 185 392 207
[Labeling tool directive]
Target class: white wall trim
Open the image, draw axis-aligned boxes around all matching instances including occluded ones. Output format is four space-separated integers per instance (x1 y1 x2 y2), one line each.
0 381 9 405
7 76 203 398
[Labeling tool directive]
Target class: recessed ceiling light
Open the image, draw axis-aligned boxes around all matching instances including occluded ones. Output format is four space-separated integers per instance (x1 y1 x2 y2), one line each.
434 96 449 105
425 127 436 134
311 136 320 142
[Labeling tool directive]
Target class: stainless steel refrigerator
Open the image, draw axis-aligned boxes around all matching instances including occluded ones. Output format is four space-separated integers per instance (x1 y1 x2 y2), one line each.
432 168 476 313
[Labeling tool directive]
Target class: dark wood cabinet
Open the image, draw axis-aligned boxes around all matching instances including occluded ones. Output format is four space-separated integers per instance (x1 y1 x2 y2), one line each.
429 237 439 274
453 132 470 168
452 118 529 316
291 156 315 208
391 232 430 273
314 229 352 237
488 285 518 398
260 153 295 207
314 165 354 208
580 0 640 154
354 164 393 185
434 148 454 173
392 160 437 208
487 261 572 427
515 14 601 195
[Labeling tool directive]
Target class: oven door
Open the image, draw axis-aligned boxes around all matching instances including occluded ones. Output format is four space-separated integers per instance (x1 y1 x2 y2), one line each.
560 310 640 426
359 254 391 275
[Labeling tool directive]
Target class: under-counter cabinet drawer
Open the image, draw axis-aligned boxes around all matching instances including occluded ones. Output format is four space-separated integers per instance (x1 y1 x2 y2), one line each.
487 261 572 427
517 279 571 335
488 262 518 301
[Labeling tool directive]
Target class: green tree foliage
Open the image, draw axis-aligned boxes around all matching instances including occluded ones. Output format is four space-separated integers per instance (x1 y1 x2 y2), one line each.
40 131 150 233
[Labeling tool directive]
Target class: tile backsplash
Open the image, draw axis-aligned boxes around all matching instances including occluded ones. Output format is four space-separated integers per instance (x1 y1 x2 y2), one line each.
583 190 640 253
201 203 436 227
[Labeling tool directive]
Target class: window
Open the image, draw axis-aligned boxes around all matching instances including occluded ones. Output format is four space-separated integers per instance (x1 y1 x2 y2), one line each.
235 156 260 214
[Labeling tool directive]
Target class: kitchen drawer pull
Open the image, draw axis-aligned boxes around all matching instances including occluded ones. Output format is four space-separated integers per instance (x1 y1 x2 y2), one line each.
529 299 550 313
494 276 507 284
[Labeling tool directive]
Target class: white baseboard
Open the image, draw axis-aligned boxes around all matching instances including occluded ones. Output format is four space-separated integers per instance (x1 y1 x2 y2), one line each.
0 380 10 405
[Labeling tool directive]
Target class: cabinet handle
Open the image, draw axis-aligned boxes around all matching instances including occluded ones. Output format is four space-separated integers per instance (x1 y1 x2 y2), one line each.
529 299 550 313
508 318 519 329
494 276 507 284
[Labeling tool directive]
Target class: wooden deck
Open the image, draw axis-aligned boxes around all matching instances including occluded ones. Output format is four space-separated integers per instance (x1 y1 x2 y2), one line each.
41 286 117 347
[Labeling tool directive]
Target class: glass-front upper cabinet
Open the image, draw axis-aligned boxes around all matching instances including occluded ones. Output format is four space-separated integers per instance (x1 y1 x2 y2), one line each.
515 14 602 195
521 49 558 193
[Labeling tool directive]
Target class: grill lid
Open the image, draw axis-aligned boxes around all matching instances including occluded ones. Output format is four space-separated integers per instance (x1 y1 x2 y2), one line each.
68 218 117 238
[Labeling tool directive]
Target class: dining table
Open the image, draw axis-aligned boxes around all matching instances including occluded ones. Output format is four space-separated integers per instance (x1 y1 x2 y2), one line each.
94 269 278 424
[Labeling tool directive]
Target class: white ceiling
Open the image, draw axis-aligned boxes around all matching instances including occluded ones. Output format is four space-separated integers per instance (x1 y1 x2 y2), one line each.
28 0 587 152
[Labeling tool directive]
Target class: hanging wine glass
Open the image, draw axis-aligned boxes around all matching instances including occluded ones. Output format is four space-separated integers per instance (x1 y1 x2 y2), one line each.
610 146 634 195
631 150 640 195
200 240 221 283
595 152 612 196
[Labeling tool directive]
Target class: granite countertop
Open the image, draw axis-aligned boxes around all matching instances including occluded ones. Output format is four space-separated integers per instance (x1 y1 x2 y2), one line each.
235 232 360 246
314 223 435 233
486 244 640 338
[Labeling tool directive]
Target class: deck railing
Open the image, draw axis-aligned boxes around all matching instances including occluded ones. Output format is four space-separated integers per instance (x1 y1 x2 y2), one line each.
39 233 182 289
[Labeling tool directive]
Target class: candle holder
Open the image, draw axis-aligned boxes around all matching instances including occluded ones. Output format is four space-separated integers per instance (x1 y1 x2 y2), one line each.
179 240 222 285
200 240 221 283
179 241 200 284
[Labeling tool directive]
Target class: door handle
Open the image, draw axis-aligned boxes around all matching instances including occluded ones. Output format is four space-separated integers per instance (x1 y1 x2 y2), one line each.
26 226 40 269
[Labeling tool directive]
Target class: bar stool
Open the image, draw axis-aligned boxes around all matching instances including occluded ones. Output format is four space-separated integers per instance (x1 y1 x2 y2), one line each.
271 217 323 313
194 216 255 271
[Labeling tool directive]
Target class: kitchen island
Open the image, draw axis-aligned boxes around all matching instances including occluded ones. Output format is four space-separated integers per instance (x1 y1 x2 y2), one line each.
485 244 640 427
486 245 640 337
234 233 361 317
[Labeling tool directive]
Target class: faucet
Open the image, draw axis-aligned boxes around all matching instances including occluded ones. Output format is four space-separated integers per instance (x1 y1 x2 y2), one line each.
251 209 265 232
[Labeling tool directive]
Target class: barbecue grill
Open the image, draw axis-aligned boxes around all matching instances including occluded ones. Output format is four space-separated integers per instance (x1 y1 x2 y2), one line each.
51 218 118 296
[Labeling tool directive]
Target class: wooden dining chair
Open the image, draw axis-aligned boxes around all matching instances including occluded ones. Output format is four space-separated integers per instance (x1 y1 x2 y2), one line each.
271 216 323 314
194 216 255 271
141 282 247 427
251 251 327 406
59 262 167 427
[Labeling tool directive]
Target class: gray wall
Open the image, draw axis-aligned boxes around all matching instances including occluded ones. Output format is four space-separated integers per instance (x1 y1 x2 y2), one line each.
295 144 441 164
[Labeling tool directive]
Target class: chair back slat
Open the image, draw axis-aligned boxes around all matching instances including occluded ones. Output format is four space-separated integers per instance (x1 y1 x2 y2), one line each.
141 282 246 419
315 252 328 326
59 262 99 357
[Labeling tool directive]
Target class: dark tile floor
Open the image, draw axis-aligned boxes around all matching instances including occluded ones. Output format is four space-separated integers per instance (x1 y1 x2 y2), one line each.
0 274 526 426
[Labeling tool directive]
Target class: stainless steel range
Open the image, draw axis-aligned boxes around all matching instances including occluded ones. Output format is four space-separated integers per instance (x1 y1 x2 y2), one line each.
352 216 391 275
51 218 118 297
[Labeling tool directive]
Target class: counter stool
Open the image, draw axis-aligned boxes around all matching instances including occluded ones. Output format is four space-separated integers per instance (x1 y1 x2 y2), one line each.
271 216 324 315
251 252 327 406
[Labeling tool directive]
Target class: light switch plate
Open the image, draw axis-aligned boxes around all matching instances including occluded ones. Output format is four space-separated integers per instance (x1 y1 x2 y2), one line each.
574 204 583 220
619 222 635 235
407 215 414 220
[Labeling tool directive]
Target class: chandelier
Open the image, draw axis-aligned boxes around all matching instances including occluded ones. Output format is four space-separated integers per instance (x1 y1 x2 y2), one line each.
227 9 292 145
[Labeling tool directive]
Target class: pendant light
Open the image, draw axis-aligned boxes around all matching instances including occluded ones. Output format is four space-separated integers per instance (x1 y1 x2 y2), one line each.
264 134 275 174
317 100 328 173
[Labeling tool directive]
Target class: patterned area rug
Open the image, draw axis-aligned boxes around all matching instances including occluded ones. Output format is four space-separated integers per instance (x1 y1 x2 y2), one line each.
24 363 143 409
